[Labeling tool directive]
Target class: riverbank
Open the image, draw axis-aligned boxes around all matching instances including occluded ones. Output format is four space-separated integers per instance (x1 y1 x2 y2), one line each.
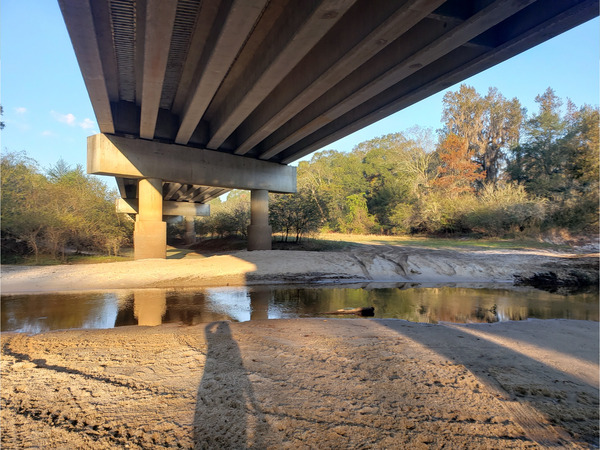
1 244 598 294
1 318 597 448
2 245 598 447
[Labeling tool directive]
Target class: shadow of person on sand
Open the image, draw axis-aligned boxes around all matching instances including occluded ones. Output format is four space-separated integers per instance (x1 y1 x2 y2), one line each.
193 321 270 449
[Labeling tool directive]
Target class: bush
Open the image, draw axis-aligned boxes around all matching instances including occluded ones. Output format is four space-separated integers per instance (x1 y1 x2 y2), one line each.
411 193 477 234
195 191 250 238
339 193 379 234
463 183 547 236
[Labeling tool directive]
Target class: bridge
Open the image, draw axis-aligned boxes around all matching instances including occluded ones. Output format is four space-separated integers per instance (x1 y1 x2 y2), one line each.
58 0 597 259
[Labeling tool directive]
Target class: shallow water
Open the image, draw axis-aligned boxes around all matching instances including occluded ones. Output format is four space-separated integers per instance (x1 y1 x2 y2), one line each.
1 283 597 334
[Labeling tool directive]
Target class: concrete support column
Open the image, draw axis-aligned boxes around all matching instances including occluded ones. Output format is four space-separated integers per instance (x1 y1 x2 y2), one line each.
134 178 167 259
184 216 196 245
247 189 272 251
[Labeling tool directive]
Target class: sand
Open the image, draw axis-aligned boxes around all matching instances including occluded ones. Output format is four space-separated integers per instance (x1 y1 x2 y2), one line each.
1 319 598 448
1 245 598 293
1 245 598 448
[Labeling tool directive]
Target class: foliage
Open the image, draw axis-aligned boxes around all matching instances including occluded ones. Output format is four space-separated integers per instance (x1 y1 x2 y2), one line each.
261 88 594 238
507 88 568 197
432 134 483 195
442 85 523 184
195 190 250 238
6 86 592 257
507 88 599 231
462 183 547 236
270 189 322 242
410 192 477 234
1 152 132 261
340 193 378 234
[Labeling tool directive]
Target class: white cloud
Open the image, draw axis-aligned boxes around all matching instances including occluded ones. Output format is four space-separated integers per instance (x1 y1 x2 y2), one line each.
50 111 97 131
15 106 27 114
51 110 77 126
41 130 58 137
79 118 95 129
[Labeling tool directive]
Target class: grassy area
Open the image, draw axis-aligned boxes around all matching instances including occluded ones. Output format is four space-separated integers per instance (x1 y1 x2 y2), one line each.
272 237 357 252
1 233 579 266
2 251 134 266
311 233 572 251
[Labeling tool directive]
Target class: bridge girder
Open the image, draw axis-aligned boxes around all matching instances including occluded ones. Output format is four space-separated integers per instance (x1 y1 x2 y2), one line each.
59 0 597 164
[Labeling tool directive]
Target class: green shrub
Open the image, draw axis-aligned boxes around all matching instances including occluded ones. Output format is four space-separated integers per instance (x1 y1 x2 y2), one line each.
463 183 547 236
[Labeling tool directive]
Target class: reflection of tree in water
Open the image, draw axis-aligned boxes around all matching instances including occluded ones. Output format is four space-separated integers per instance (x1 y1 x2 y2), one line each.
194 321 269 448
1 292 109 332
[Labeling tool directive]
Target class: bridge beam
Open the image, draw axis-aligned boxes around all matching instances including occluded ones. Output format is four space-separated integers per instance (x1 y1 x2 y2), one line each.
88 133 296 193
117 198 210 217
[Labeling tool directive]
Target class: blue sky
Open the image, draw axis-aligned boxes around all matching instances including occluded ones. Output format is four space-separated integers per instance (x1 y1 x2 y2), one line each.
1 1 598 188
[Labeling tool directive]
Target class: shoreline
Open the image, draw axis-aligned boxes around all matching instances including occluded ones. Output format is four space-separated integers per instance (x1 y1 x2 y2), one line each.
1 245 598 294
2 245 598 447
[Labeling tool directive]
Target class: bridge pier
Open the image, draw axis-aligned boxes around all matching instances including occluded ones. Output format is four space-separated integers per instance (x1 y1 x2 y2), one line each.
184 217 196 245
247 189 272 251
134 178 167 260
88 134 296 258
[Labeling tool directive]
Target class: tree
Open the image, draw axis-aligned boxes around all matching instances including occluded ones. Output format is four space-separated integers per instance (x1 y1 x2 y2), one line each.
507 89 599 231
44 161 132 256
442 85 523 184
432 134 484 195
195 190 250 238
340 193 377 234
361 133 417 232
563 103 599 191
1 152 50 261
300 149 367 231
270 190 322 242
0 105 5 130
507 88 569 198
1 152 132 260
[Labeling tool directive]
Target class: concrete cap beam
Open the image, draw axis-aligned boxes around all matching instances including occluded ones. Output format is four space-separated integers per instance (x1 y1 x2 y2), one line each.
88 133 296 193
117 198 210 217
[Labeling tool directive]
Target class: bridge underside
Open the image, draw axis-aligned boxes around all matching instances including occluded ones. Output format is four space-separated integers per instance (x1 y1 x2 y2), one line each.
59 0 597 258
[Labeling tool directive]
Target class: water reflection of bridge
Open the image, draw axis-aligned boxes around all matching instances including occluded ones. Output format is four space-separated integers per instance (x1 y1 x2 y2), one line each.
112 285 600 328
114 288 274 326
1 286 598 333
